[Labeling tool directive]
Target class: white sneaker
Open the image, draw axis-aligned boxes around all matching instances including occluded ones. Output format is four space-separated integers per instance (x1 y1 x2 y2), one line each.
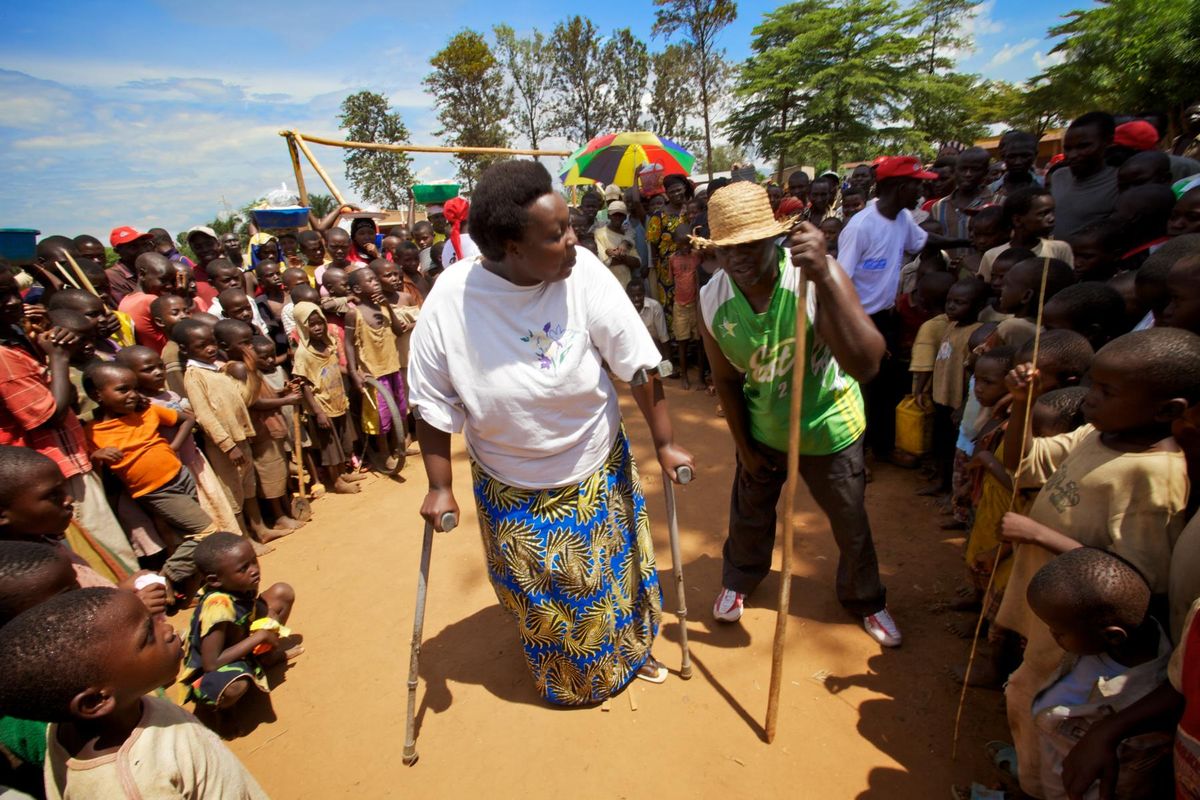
863 608 902 647
713 587 745 622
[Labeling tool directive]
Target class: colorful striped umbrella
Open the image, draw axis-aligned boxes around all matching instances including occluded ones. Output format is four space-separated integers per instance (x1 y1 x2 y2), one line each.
559 131 695 188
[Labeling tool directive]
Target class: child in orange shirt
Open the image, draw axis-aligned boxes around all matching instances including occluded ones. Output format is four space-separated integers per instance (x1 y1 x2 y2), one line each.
83 362 216 595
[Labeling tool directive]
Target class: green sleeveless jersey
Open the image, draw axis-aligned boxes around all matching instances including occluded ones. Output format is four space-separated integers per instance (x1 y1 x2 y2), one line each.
699 249 866 455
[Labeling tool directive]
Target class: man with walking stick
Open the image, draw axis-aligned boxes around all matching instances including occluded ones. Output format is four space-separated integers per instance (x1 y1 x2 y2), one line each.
696 182 898 647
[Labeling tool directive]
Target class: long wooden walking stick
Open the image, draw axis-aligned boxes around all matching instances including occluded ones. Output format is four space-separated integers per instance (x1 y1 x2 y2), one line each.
765 275 809 743
663 464 694 679
402 510 457 766
951 255 1052 759
61 252 100 297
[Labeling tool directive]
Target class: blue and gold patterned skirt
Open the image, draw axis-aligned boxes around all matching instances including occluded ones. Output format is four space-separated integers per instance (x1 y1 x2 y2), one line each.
471 426 662 706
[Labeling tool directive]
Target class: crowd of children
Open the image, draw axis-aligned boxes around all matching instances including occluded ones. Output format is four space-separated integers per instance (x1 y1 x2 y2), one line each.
0 213 448 797
3 104 1200 797
858 111 1200 799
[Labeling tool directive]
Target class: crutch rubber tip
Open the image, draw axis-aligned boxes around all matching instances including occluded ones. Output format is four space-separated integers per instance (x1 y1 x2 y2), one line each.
403 753 418 766
676 465 692 484
680 665 693 680
440 512 458 532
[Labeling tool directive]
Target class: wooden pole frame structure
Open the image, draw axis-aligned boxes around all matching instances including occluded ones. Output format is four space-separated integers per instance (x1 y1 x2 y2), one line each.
279 129 574 208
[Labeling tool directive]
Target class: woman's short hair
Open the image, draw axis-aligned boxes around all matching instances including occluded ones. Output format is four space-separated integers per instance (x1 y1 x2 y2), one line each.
468 161 554 261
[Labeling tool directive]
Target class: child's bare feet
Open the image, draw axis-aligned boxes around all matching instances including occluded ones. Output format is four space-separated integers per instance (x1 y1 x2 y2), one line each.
250 539 275 557
343 470 370 482
274 515 304 530
254 527 293 544
334 476 362 494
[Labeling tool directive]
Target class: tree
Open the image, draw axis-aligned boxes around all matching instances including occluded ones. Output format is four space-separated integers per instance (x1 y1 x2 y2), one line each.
647 44 702 150
975 80 1069 141
494 25 554 153
725 0 923 172
606 29 652 131
307 193 336 218
904 0 988 147
707 143 750 172
915 0 977 75
549 16 616 143
905 71 990 149
652 0 738 178
1039 0 1200 134
338 91 416 209
724 35 807 179
425 30 512 190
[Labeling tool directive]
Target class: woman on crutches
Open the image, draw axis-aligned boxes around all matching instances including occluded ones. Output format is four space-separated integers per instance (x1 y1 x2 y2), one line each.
406 160 694 706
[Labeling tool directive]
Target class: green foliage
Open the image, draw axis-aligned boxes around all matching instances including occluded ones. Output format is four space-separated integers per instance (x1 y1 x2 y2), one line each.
549 17 616 142
307 193 337 219
648 44 702 151
338 90 416 209
975 80 1069 140
607 29 651 132
726 0 922 171
1039 0 1200 128
425 30 512 190
905 71 990 149
494 25 554 151
914 0 977 75
652 0 738 177
707 144 750 172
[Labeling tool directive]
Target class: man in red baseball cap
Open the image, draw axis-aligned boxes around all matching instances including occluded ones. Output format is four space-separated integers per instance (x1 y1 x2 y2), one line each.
1113 120 1159 152
1112 119 1200 182
836 155 970 465
106 226 154 305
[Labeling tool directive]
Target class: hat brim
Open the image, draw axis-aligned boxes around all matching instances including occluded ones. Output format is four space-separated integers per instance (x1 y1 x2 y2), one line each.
114 232 153 246
689 215 798 249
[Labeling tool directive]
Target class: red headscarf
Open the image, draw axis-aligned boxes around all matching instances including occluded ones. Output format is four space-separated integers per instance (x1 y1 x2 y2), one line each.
443 197 470 263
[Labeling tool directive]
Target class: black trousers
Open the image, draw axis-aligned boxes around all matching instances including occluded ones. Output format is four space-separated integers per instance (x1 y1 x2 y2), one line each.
721 437 886 616
864 308 905 458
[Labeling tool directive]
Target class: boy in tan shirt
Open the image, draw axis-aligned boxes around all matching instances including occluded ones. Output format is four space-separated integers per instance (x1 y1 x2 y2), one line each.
995 327 1198 798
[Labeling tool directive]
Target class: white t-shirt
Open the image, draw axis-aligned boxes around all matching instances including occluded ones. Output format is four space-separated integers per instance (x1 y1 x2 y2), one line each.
638 297 668 343
835 203 928 314
408 246 662 489
442 233 481 268
45 696 268 800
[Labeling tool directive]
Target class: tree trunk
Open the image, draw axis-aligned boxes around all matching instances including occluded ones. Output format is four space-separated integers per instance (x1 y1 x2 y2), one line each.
701 81 713 179
776 106 789 183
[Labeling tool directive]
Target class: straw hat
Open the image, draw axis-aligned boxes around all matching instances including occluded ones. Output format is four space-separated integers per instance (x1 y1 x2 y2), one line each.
690 182 796 249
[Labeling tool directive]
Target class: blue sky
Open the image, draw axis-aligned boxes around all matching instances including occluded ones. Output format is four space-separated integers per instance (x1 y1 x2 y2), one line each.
0 0 1088 240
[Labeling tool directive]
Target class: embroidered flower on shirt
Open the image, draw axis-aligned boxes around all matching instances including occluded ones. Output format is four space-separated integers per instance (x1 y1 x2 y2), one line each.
520 322 573 372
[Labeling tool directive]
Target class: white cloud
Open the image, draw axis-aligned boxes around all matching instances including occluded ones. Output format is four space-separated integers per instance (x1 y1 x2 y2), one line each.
1033 50 1067 71
986 38 1039 69
962 0 1006 38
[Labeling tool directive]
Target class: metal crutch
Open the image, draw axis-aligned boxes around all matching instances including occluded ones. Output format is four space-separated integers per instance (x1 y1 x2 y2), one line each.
401 510 457 766
662 464 693 679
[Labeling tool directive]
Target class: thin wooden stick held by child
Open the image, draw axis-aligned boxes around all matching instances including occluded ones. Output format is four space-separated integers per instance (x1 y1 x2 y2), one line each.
953 255 1051 758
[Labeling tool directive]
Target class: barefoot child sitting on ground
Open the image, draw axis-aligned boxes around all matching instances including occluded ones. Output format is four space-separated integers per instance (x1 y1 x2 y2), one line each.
182 532 298 711
83 363 217 599
0 587 269 798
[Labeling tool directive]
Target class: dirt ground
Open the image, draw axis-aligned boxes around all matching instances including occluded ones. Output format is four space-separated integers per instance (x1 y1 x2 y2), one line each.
222 383 1009 799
